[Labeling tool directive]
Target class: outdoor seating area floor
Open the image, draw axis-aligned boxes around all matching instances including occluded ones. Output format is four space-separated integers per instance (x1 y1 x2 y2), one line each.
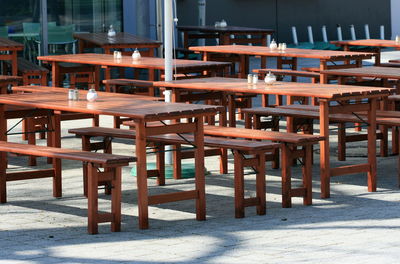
2 51 400 263
1 115 400 264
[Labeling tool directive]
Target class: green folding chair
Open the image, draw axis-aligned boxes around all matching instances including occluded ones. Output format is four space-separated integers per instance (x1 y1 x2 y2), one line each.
0 26 8 38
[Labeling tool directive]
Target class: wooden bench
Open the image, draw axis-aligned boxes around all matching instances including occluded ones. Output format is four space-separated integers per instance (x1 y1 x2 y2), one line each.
0 141 134 234
106 123 323 208
0 75 22 94
242 106 400 161
17 58 49 86
68 126 280 218
58 62 100 90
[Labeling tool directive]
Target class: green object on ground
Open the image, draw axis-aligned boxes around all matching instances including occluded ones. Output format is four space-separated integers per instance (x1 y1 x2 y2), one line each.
131 162 196 179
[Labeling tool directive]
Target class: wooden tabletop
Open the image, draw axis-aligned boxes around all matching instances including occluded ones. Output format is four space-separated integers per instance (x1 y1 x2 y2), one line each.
38 53 231 70
331 39 400 48
73 32 161 47
321 66 400 79
11 85 162 100
0 37 24 51
189 45 373 60
177 25 274 34
0 92 222 120
155 77 393 99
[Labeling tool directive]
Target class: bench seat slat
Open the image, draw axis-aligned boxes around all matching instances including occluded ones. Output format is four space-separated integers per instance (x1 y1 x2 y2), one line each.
68 126 281 152
0 141 135 165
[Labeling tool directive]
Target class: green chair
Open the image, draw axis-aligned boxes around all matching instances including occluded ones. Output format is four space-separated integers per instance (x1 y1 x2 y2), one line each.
23 22 56 61
36 24 77 55
0 26 8 38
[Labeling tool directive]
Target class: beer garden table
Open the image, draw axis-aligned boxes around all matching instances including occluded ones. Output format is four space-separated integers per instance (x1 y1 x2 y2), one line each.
331 39 400 65
0 37 24 76
154 77 393 198
73 32 161 56
189 45 373 83
0 91 222 229
37 53 230 92
321 66 400 92
178 25 274 48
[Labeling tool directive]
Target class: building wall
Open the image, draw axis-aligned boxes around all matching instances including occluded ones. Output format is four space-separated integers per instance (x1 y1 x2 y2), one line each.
176 0 391 43
391 0 400 38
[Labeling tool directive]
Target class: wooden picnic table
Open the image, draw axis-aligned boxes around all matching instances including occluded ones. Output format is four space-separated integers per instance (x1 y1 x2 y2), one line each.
73 32 161 55
0 91 222 229
321 66 400 92
0 37 24 76
189 45 373 83
154 77 393 198
331 39 400 65
178 25 274 48
37 53 230 90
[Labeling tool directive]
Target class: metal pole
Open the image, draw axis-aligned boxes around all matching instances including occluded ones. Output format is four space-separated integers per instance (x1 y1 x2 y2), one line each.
40 0 48 56
198 0 206 46
164 0 173 164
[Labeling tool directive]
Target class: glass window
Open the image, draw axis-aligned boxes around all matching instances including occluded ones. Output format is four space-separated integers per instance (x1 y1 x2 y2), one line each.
0 0 123 34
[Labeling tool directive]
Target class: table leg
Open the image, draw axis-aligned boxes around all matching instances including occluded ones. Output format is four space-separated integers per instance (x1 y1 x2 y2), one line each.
11 51 18 76
194 117 206 221
135 120 149 229
52 63 60 87
319 60 328 84
51 112 62 198
319 99 330 198
239 55 247 78
367 98 377 191
0 104 6 203
374 48 381 66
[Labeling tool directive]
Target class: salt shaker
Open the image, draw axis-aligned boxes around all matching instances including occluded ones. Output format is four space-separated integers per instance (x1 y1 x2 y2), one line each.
73 89 79 101
132 49 141 60
396 35 400 43
220 19 227 28
68 89 74 100
264 71 277 84
269 39 278 50
252 74 259 84
247 74 253 84
86 88 98 102
107 25 116 38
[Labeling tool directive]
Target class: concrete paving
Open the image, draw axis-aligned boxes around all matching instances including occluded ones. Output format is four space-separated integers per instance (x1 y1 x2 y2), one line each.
1 50 400 264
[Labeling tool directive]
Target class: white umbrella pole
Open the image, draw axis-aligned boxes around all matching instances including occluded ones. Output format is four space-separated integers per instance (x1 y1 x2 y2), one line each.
164 0 173 164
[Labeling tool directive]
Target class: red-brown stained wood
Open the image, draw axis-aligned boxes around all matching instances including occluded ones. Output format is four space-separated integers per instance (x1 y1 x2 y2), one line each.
38 53 230 72
154 77 393 99
189 45 373 60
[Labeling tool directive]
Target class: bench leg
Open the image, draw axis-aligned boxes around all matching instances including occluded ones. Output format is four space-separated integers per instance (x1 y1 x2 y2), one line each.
233 150 245 218
393 127 399 155
338 123 346 161
256 152 266 215
220 148 228 174
156 144 166 186
87 164 122 234
379 125 388 157
173 144 182 180
281 144 292 208
0 151 6 203
87 163 99 234
110 167 122 232
302 145 313 205
27 118 37 166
